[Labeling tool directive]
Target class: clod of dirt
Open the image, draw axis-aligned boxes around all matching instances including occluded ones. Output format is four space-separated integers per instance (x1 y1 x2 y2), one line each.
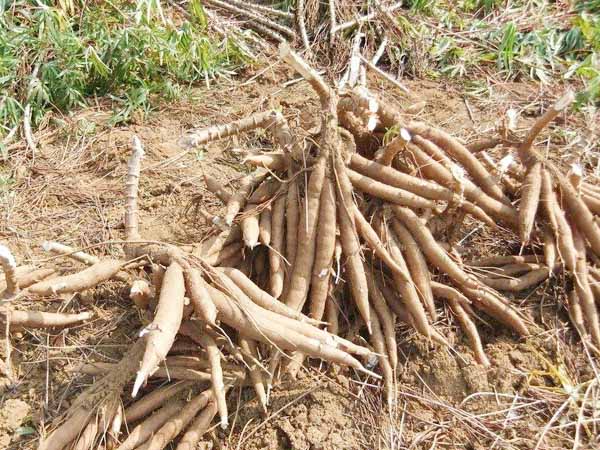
0 399 31 448
230 378 363 450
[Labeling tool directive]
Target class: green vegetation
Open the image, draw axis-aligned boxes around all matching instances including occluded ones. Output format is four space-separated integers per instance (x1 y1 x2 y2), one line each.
395 1 600 105
0 0 252 139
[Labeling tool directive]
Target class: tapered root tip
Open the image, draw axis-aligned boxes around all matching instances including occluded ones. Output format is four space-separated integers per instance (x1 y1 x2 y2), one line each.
132 371 146 398
359 365 382 380
220 417 229 429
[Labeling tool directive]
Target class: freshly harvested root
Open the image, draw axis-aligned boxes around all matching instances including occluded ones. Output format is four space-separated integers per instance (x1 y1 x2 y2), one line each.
347 169 436 209
334 150 371 333
32 45 600 449
369 305 395 408
284 155 327 312
118 397 188 450
543 226 557 275
392 206 478 289
390 220 436 320
220 267 321 325
205 284 377 376
308 177 337 320
259 206 272 245
354 204 411 282
541 169 577 271
175 401 218 450
1 309 93 329
239 337 268 414
409 136 518 226
40 339 145 450
349 153 495 227
518 161 542 244
467 254 543 267
375 218 431 338
241 210 261 249
183 268 217 326
285 177 300 269
124 381 194 423
269 193 286 298
198 334 228 429
225 169 268 226
573 230 600 347
482 263 545 278
432 283 490 366
42 241 100 266
477 266 555 292
243 152 288 171
466 137 503 153
405 122 511 204
365 271 398 370
28 259 125 296
133 262 186 397
139 389 213 450
460 285 529 336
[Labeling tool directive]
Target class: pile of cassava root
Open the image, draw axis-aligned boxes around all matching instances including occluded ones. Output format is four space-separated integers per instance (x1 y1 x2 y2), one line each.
1 44 599 450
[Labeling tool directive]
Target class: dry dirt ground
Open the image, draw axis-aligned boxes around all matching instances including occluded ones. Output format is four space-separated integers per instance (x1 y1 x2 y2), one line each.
1 59 598 449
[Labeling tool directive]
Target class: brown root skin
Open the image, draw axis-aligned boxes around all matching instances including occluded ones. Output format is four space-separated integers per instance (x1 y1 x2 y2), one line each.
460 285 529 336
541 169 577 271
433 283 490 367
175 402 218 450
369 305 395 409
28 259 125 296
224 169 268 226
269 193 287 298
467 254 543 267
118 398 187 450
347 168 436 209
2 310 93 329
466 137 503 154
406 121 510 204
390 219 436 320
183 268 217 326
554 166 600 257
309 176 337 321
285 177 300 271
205 284 375 375
142 389 213 450
220 267 321 325
392 206 479 290
124 381 194 423
198 333 228 429
204 174 232 203
573 229 600 347
349 153 496 227
374 217 431 338
239 338 268 415
518 161 543 244
478 266 556 292
134 262 186 397
408 137 518 227
285 156 327 312
40 339 145 450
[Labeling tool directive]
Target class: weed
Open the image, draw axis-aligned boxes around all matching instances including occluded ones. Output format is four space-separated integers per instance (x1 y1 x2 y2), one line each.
0 1 251 137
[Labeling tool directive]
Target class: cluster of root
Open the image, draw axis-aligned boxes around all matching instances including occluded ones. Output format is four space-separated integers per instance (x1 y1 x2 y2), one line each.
1 44 599 450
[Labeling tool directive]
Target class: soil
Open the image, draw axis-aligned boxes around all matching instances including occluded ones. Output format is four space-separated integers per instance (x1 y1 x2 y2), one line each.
1 57 598 450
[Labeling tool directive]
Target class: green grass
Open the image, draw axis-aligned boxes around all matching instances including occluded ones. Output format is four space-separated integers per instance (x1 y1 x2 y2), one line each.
392 1 600 106
0 0 252 143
